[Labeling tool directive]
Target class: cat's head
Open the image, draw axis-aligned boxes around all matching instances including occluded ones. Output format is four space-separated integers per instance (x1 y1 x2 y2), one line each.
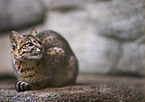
10 28 43 60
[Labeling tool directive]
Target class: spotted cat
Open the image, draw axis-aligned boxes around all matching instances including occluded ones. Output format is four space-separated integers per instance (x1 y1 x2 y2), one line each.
10 28 78 92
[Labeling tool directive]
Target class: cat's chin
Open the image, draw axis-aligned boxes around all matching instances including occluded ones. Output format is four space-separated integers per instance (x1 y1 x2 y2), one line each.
26 54 42 60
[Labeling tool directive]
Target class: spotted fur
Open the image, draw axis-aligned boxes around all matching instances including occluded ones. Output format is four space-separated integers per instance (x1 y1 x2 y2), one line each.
10 28 78 92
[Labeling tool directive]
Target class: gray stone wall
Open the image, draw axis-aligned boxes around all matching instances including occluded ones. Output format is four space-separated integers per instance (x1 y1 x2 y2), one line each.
0 0 144 76
45 0 145 75
0 0 45 31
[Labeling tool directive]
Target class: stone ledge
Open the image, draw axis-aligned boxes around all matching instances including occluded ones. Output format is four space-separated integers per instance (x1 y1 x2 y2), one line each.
0 74 144 101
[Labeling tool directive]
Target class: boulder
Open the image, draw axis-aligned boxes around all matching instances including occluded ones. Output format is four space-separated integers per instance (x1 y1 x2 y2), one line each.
117 42 144 75
45 0 145 75
96 0 144 41
0 0 45 31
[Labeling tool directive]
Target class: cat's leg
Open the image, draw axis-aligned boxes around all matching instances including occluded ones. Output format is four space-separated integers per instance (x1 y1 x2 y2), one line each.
15 81 30 92
15 81 48 92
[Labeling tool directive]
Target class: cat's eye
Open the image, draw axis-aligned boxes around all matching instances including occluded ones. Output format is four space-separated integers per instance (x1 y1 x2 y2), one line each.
27 42 34 46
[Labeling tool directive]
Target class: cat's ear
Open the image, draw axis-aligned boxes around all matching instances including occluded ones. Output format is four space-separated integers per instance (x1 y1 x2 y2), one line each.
30 28 37 37
10 31 23 47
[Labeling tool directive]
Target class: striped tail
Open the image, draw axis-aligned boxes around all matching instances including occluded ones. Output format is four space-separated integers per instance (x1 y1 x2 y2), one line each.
15 81 30 92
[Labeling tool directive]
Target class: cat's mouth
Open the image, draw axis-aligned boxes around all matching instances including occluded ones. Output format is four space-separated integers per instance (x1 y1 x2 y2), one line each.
29 49 43 59
28 53 42 59
31 53 39 56
17 52 42 60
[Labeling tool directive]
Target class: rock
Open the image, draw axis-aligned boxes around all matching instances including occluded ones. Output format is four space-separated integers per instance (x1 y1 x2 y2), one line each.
0 0 144 76
46 10 121 74
0 35 13 75
0 74 144 101
44 0 145 75
0 0 45 31
96 0 144 41
76 34 121 74
117 42 144 75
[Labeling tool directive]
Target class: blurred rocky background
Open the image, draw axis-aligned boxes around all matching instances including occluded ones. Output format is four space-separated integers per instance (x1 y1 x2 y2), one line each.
0 0 145 77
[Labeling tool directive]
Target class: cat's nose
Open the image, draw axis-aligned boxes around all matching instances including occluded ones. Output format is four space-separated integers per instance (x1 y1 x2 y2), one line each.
36 48 41 52
38 46 43 51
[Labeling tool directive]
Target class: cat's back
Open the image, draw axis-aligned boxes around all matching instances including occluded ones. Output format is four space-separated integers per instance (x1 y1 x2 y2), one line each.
38 30 74 55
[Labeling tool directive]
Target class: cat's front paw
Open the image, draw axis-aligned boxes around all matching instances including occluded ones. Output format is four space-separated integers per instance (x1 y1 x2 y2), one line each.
15 81 30 92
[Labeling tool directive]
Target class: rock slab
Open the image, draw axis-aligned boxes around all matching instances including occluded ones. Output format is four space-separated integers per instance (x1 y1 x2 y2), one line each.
0 0 45 31
0 74 144 101
45 0 145 75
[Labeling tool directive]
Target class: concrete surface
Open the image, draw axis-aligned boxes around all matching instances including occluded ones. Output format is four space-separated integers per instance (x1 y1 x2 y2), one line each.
0 74 144 101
